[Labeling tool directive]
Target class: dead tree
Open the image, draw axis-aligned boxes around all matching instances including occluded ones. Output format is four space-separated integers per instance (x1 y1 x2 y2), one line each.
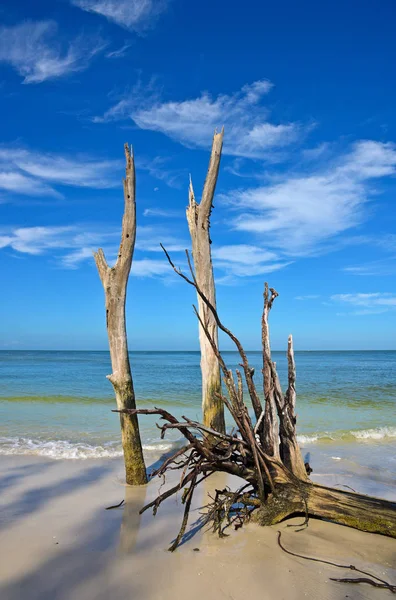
117 249 396 549
94 144 147 486
186 130 225 434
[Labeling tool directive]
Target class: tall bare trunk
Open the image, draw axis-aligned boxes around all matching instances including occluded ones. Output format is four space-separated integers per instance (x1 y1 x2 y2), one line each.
94 144 147 486
186 130 225 434
261 283 280 457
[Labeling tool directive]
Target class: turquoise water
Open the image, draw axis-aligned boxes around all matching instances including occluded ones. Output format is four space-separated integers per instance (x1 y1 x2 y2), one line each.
0 350 395 497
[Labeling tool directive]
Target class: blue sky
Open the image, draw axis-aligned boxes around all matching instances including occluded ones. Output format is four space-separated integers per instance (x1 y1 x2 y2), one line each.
0 0 395 350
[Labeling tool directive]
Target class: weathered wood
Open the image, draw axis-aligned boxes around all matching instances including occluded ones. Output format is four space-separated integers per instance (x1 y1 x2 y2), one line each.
186 130 225 433
255 482 396 538
162 245 263 427
133 261 396 552
278 335 307 479
261 283 280 457
94 144 147 486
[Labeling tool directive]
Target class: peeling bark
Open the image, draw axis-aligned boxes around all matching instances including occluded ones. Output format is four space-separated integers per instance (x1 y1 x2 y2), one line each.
94 144 147 486
186 130 225 433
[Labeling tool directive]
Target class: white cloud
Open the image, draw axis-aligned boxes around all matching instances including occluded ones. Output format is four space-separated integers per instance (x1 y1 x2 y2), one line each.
135 225 186 253
2 149 121 188
227 140 396 255
343 259 396 277
331 292 396 316
331 293 396 307
212 244 277 265
216 261 291 279
131 258 171 277
71 0 168 31
0 226 122 268
106 43 132 59
0 146 121 199
60 247 98 269
93 98 133 123
301 143 331 162
0 21 104 84
0 226 78 255
212 244 291 278
135 155 185 188
143 208 179 218
335 308 388 316
0 171 60 197
0 223 186 273
1 146 180 196
94 80 305 159
0 224 293 281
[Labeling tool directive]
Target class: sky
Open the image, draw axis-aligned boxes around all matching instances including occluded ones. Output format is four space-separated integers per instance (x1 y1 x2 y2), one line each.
0 0 395 351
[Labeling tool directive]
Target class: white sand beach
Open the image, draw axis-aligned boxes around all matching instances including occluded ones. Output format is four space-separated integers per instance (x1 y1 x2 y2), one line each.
0 455 395 600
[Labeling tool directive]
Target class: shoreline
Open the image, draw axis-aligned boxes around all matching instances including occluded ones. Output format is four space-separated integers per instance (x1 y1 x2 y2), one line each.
1 436 395 501
1 455 395 600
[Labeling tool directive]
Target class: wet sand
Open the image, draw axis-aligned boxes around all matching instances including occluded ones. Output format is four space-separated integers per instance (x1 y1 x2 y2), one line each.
0 455 395 600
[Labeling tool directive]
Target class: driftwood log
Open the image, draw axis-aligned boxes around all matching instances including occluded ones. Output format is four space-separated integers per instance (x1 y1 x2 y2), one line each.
186 130 225 434
117 248 396 548
95 144 147 486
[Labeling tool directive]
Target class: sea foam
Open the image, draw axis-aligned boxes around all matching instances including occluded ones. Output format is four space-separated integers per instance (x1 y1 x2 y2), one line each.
0 437 174 460
297 426 396 444
1 426 395 459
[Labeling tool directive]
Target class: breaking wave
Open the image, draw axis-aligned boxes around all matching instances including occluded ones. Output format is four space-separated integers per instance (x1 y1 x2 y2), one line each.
1 427 395 459
0 437 175 460
297 426 396 444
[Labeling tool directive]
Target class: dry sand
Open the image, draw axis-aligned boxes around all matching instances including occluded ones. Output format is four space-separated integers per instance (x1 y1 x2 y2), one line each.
0 455 395 600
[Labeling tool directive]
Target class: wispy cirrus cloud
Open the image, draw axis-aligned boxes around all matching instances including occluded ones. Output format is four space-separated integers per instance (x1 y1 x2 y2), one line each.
61 247 99 269
131 258 172 277
332 292 396 307
0 145 121 199
143 208 180 218
0 226 118 263
0 172 60 198
331 292 396 316
71 0 168 32
343 258 396 277
106 43 132 59
135 155 185 188
0 224 292 282
211 244 292 281
94 80 307 159
0 226 77 255
0 224 181 277
226 140 396 255
135 225 187 253
0 21 105 84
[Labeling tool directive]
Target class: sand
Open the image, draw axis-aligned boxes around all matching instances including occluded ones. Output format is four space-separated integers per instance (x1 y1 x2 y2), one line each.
0 455 395 600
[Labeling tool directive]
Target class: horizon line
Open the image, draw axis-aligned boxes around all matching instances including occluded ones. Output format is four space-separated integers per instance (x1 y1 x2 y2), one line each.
0 349 395 353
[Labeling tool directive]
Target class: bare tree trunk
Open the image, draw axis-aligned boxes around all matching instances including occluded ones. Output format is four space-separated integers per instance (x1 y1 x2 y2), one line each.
186 130 225 434
261 283 280 457
278 335 307 479
94 144 147 486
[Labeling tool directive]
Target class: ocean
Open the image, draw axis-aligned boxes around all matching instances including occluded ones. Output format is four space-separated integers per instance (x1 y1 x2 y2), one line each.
0 350 395 499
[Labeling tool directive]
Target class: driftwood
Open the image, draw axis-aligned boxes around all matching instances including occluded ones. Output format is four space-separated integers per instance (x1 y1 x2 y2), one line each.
186 130 225 434
95 144 147 485
277 532 396 593
116 249 396 551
